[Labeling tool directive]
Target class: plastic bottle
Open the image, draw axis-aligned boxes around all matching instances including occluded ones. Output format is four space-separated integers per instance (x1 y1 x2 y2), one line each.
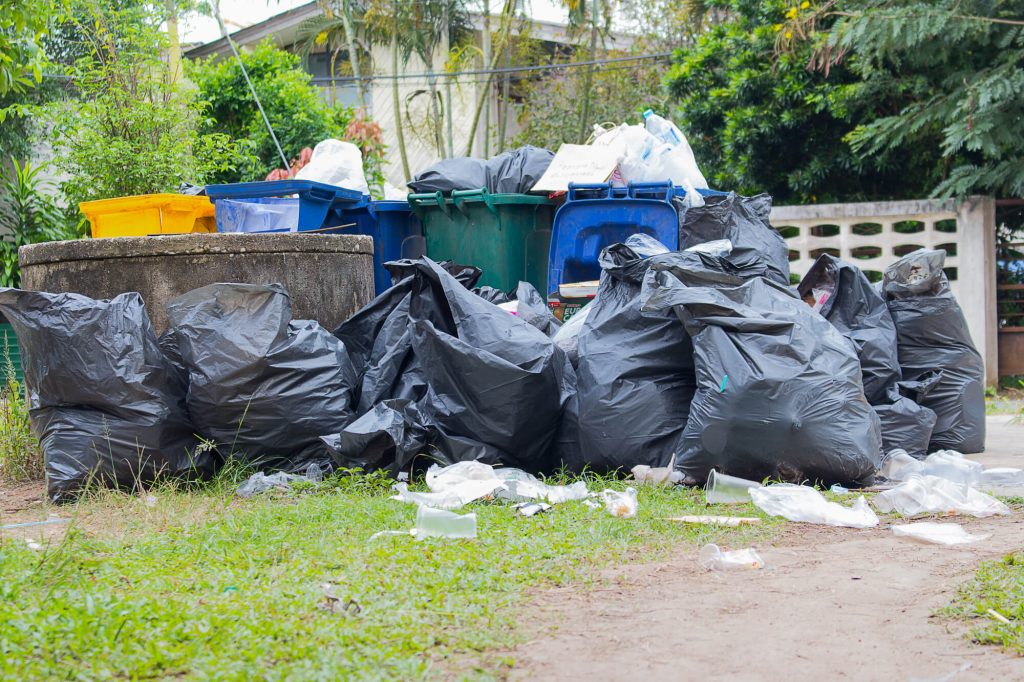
642 110 709 190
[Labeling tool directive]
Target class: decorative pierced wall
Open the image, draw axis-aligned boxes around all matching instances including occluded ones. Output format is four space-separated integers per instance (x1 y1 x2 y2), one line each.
770 197 998 384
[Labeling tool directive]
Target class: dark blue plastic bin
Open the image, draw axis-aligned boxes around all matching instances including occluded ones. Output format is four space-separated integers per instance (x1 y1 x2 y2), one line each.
205 180 363 232
547 182 679 296
334 197 425 294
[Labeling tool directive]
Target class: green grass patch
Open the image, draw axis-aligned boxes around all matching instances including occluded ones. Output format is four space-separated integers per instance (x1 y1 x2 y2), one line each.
943 552 1024 654
0 368 42 483
0 472 781 679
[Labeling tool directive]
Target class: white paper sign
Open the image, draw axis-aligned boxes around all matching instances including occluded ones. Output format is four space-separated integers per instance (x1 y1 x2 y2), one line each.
530 144 620 194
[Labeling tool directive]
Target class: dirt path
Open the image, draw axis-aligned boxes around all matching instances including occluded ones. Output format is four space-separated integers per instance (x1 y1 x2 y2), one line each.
510 419 1024 682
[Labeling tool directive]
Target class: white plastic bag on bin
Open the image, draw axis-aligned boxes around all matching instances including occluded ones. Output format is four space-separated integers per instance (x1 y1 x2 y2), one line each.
295 139 370 194
749 484 879 528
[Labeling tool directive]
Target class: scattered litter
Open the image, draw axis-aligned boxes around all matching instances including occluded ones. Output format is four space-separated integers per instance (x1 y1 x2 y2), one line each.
698 544 764 571
2 517 68 530
236 470 320 498
632 454 684 486
305 462 324 483
390 482 500 510
979 467 1024 494
516 502 551 517
878 449 922 482
830 484 850 494
664 515 761 527
368 529 412 541
143 494 157 507
494 469 589 504
892 522 988 546
391 461 589 509
319 583 362 616
987 609 1012 625
600 488 638 518
582 499 602 510
705 470 761 504
414 506 477 540
25 539 42 551
872 475 1010 518
749 485 879 528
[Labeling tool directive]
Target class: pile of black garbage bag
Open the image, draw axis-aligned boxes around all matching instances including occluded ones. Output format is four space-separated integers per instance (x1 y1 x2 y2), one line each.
2 194 985 500
408 146 554 195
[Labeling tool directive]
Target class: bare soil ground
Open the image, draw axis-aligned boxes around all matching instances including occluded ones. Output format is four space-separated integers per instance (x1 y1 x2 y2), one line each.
508 418 1024 682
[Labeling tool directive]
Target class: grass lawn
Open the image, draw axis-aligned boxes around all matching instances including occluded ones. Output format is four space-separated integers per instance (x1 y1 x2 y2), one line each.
944 551 1024 655
0 471 781 680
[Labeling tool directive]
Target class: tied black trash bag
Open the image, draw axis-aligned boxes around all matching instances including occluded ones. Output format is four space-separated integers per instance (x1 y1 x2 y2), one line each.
883 249 985 453
873 374 940 460
407 145 554 195
327 257 572 475
676 193 791 286
798 253 901 404
562 236 764 473
642 270 882 486
0 289 211 502
512 281 561 337
165 283 358 472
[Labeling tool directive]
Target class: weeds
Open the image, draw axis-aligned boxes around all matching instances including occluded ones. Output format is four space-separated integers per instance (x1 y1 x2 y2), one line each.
944 552 1024 654
0 355 42 482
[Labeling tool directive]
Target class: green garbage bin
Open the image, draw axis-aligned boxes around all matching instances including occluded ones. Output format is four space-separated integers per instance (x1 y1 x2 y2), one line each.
0 322 24 386
409 189 555 293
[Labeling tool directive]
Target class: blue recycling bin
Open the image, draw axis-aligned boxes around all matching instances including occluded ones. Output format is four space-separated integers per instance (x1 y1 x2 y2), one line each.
205 180 363 232
334 198 425 294
546 182 680 296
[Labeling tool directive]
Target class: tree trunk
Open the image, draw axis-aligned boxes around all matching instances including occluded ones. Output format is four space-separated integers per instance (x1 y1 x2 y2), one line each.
481 0 491 157
497 36 511 152
338 2 366 111
577 0 599 144
392 30 411 180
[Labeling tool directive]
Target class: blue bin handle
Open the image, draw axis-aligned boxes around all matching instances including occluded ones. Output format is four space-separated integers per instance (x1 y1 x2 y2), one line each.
566 183 612 202
627 181 673 201
452 188 498 217
408 191 451 219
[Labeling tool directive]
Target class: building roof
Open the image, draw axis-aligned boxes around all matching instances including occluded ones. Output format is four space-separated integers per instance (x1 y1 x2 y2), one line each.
183 2 634 60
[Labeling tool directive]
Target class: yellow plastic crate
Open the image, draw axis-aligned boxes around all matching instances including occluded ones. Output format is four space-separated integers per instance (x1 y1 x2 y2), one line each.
80 194 217 239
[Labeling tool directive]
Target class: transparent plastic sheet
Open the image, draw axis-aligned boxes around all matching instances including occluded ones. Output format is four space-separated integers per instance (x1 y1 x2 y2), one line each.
414 506 477 539
879 449 984 486
749 485 879 528
699 544 765 571
0 289 212 502
872 475 1010 518
892 522 988 546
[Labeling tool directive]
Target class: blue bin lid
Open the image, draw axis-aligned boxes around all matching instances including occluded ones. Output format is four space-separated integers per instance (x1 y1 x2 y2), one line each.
204 180 363 203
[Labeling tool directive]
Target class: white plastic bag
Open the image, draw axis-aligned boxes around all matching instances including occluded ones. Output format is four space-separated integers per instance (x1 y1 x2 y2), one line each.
295 139 370 194
600 487 638 518
749 484 879 528
892 522 988 546
872 475 1010 518
699 544 765 571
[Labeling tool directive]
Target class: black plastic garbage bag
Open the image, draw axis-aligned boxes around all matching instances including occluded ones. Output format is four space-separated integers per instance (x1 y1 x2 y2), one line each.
676 193 791 286
331 258 573 473
512 281 561 337
798 253 901 404
165 283 358 472
873 374 940 459
642 271 882 485
407 145 554 195
883 249 985 453
0 289 211 502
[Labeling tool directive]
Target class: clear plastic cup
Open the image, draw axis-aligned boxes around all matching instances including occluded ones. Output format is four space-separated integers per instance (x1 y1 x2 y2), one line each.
705 470 761 504
414 506 477 539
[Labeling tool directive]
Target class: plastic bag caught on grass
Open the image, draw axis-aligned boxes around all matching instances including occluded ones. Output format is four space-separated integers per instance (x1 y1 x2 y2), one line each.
892 522 988 546
600 488 638 518
699 544 765 571
494 468 590 504
414 506 477 539
749 485 879 528
872 475 1009 518
237 471 317 498
391 479 504 510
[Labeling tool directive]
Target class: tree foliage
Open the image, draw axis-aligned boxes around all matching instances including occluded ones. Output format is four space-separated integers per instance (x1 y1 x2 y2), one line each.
666 0 943 203
188 40 356 182
808 0 1024 199
47 2 243 206
0 0 57 104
